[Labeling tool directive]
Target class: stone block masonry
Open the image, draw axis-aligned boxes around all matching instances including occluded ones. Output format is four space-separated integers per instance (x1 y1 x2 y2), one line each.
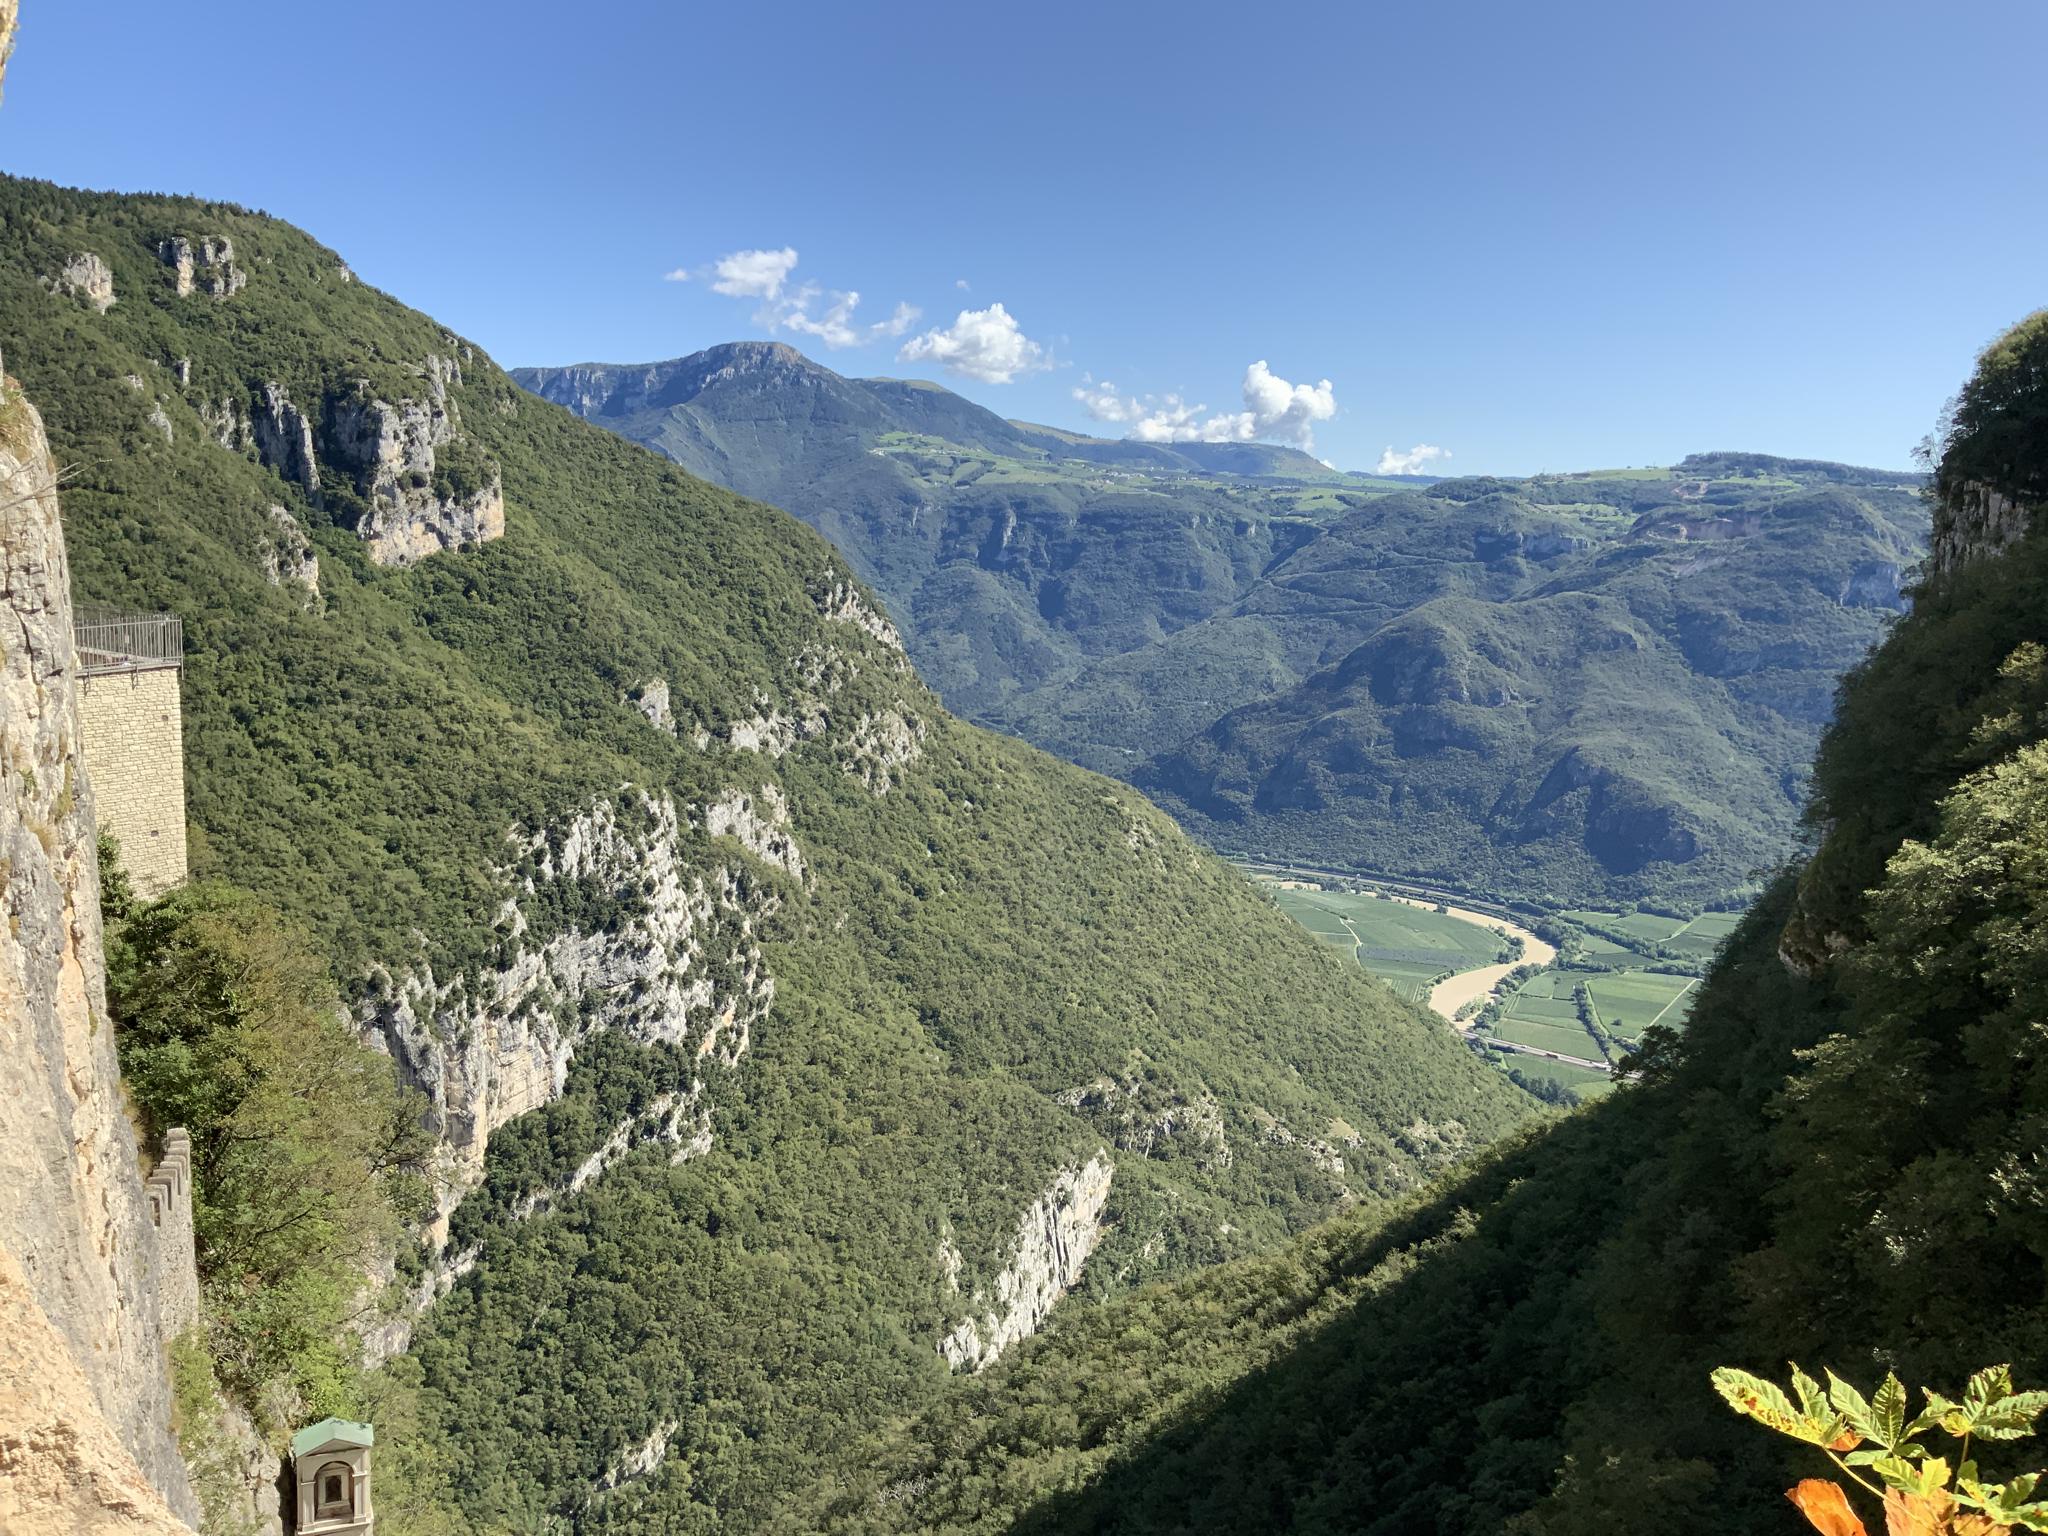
145 1127 199 1337
78 662 188 898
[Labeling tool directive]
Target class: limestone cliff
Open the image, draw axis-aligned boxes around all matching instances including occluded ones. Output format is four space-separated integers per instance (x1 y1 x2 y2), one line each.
0 373 198 1524
0 1249 191 1536
939 1152 1115 1372
324 368 505 567
358 578 916 1352
1928 479 2037 575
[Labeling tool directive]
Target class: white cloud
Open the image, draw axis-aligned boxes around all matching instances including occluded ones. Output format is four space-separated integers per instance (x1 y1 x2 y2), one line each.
770 285 921 350
1074 360 1338 451
673 248 918 350
899 302 1052 384
955 278 971 290
708 247 799 300
1376 442 1451 476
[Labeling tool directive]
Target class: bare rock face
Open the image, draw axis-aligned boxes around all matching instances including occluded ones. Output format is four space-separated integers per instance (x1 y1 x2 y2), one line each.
324 385 504 567
251 382 318 495
631 678 675 733
255 504 320 604
47 251 116 313
1930 480 2035 575
0 1249 193 1536
157 236 244 299
363 794 778 1253
703 784 805 882
939 1152 1115 1371
0 382 198 1523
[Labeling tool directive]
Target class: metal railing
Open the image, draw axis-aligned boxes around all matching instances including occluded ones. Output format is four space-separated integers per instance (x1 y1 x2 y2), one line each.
74 606 183 675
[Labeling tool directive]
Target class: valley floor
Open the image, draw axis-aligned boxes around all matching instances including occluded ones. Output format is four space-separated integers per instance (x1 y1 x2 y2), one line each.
1242 858 1721 1101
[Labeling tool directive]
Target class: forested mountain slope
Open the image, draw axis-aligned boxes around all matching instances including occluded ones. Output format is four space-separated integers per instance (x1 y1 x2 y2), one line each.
0 173 1533 1529
521 346 1926 907
812 313 2048 1536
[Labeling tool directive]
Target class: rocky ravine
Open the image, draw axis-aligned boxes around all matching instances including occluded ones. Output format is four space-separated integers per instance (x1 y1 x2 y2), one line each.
360 574 928 1356
0 368 199 1527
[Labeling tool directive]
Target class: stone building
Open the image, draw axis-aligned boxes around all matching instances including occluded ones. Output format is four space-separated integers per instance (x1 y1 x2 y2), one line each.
74 606 188 898
291 1418 374 1535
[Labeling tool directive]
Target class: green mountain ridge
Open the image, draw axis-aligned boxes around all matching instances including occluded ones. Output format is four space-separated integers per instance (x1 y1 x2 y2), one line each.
517 345 1928 908
1 173 1533 1529
798 313 2048 1536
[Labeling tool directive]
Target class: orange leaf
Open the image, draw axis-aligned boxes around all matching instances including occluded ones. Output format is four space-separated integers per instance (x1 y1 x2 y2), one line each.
1952 1517 2015 1536
1883 1488 1946 1536
1788 1479 1870 1536
1831 1431 1865 1452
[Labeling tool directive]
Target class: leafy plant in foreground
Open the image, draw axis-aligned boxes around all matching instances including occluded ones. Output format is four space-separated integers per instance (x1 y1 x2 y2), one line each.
1713 1363 2048 1533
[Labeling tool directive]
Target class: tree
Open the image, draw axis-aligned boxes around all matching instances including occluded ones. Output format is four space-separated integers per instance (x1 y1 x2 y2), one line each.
110 882 427 1414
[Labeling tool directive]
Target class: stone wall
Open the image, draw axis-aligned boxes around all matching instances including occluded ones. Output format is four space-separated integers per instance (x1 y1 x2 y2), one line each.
78 664 188 898
144 1129 199 1339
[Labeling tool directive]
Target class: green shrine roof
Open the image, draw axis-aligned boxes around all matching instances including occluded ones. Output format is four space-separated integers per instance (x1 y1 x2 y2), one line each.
290 1417 374 1457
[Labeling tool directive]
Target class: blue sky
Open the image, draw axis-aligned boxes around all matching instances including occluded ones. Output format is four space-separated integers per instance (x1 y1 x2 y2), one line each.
7 0 2043 474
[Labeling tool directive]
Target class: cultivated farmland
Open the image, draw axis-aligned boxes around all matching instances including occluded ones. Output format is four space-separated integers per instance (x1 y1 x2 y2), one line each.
1268 885 1509 1002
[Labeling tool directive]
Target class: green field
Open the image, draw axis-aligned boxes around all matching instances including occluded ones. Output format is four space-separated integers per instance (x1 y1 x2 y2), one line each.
1493 1051 1615 1101
1563 906 1743 963
1663 910 1742 959
1267 885 1506 1001
1584 971 1697 1039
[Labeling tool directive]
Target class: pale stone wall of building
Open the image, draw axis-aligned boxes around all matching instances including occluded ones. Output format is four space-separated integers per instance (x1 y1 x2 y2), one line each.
78 664 189 898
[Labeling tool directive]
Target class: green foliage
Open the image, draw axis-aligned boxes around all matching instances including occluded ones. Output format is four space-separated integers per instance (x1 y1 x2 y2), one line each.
110 882 426 1417
1715 1362 2048 1532
1933 310 2048 507
4 174 1533 1525
785 319 2048 1535
97 827 135 924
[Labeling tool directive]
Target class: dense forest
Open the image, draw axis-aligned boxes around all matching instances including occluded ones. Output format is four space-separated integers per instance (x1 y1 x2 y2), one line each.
798 312 2048 1535
2 173 1534 1529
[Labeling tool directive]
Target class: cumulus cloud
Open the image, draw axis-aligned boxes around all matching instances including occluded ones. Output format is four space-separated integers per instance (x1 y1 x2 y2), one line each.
772 285 920 350
1074 360 1338 451
672 248 918 350
898 303 1052 384
707 246 799 299
1376 443 1451 476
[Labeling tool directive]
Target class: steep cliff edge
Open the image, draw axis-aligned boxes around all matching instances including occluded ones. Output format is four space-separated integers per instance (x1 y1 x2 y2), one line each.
0 370 198 1525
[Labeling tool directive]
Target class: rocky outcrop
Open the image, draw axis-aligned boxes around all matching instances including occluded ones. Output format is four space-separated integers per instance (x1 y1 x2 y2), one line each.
251 383 318 495
47 251 115 313
364 793 776 1251
1837 559 1906 610
598 1419 678 1492
1055 1077 1230 1167
255 504 320 604
814 576 903 651
1929 480 2035 574
631 678 675 733
324 385 505 566
157 236 244 299
0 1250 192 1536
841 709 925 794
939 1152 1115 1372
0 382 199 1523
198 395 249 452
703 784 805 882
